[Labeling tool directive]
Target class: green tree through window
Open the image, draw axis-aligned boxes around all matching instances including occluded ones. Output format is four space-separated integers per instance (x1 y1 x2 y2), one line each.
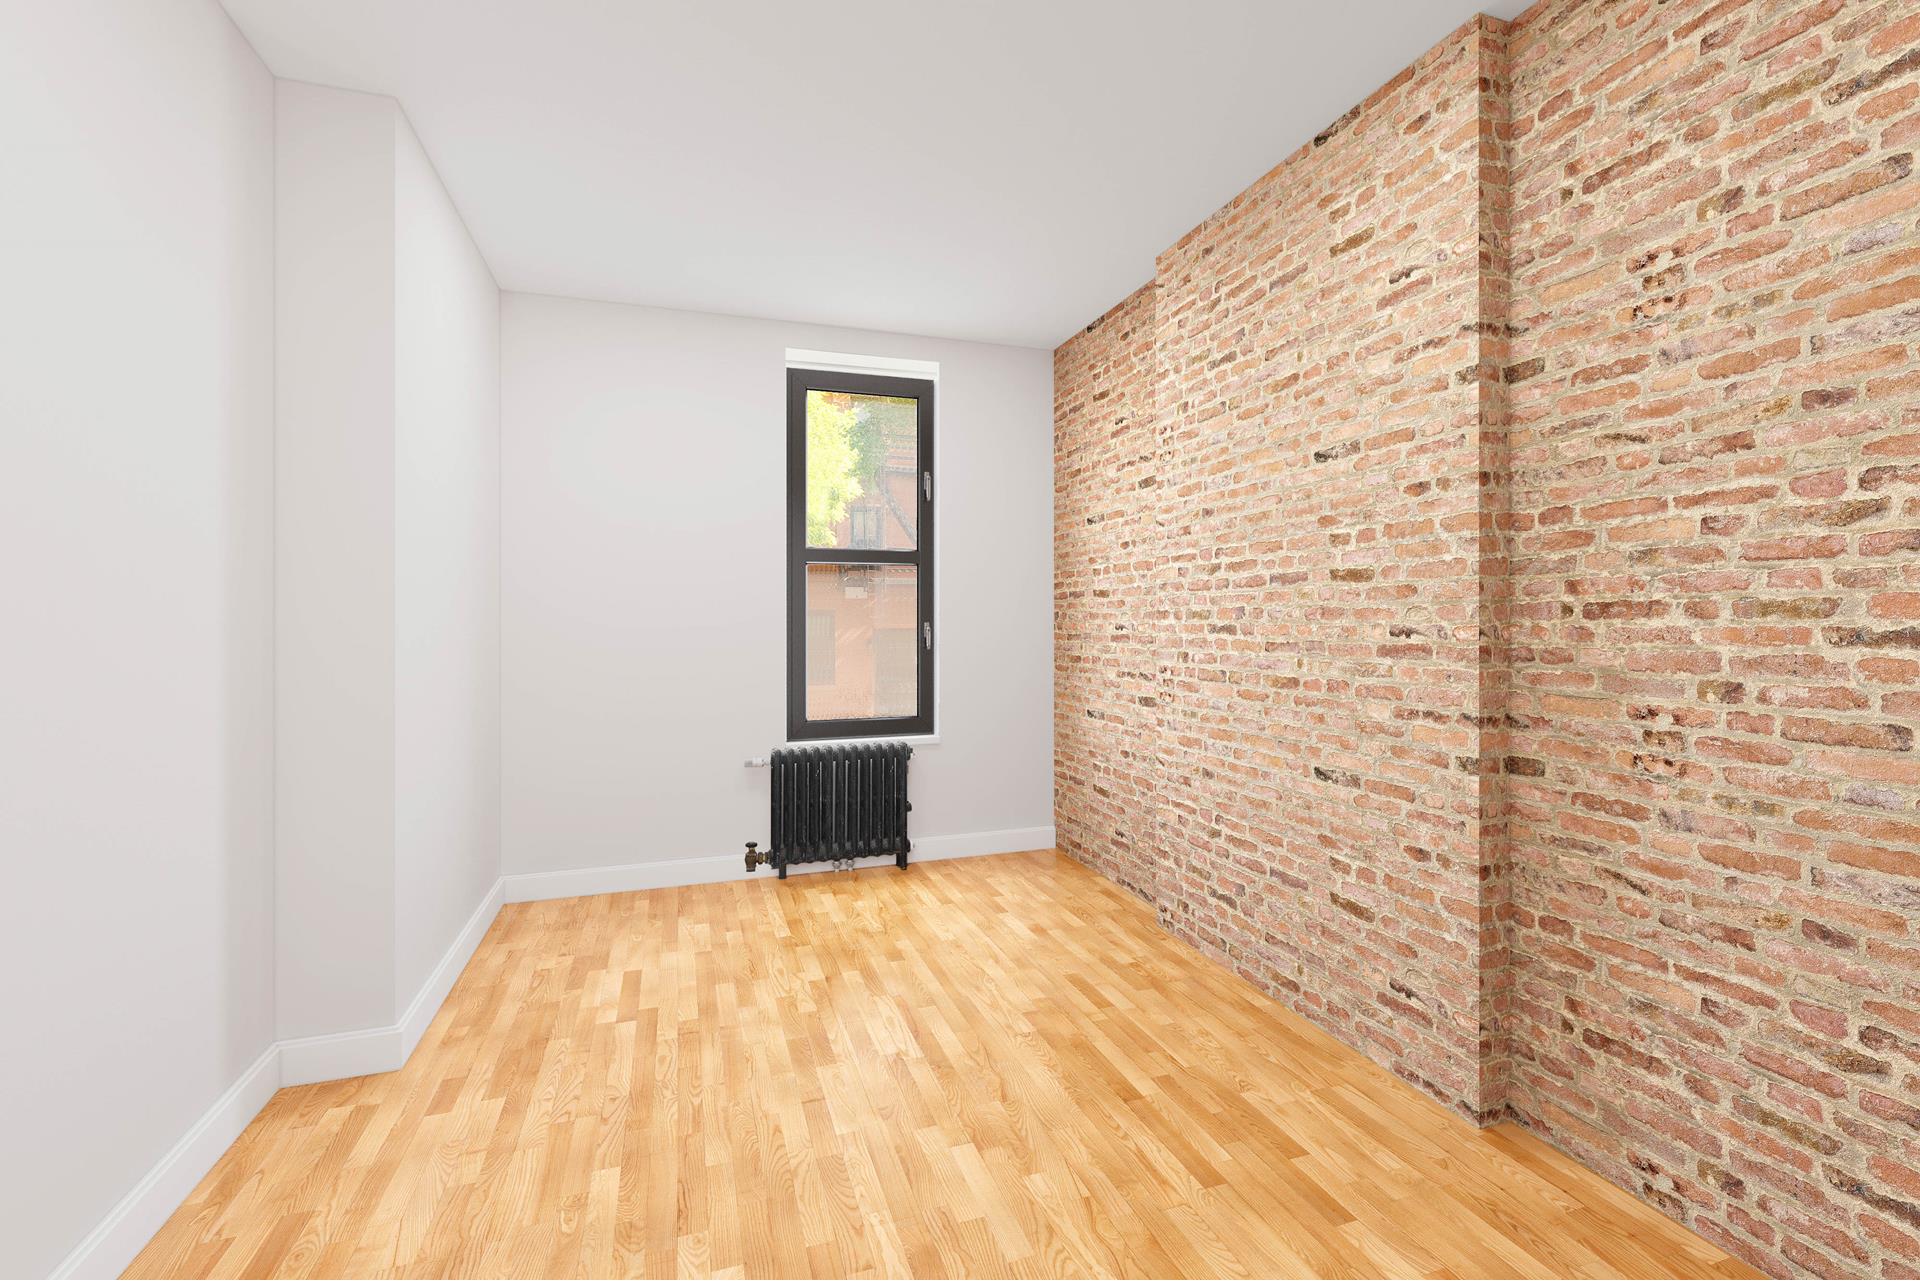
805 392 863 545
805 391 915 546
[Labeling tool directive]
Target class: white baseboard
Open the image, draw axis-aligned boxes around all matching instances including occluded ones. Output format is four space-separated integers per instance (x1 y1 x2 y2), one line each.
399 879 504 1061
58 880 509 1276
51 1046 282 1280
280 879 504 1087
50 826 1055 1277
501 825 1056 903
276 1023 398 1088
57 882 507 1275
910 825 1055 861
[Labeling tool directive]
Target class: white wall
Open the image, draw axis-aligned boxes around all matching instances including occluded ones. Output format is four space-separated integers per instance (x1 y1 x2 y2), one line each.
0 2 276 1275
394 122 501 1003
2 10 1028 1267
274 80 398 1041
276 81 502 1042
500 294 1054 877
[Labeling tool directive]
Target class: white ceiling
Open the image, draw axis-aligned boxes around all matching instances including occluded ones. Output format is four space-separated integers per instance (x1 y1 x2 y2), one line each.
222 0 1530 349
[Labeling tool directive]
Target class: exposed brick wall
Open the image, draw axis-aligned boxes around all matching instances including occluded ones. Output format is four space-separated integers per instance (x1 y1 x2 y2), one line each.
1055 283 1160 904
1059 17 1513 1119
1477 19 1520 1118
1503 0 1920 1274
1053 0 1920 1274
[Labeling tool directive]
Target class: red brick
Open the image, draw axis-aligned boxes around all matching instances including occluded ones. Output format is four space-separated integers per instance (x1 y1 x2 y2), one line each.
1827 273 1920 321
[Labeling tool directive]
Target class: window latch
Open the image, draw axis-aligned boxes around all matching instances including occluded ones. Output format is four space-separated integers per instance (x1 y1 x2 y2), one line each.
923 621 932 651
923 470 932 501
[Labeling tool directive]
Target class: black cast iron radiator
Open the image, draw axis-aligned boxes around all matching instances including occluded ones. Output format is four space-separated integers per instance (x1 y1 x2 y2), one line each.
745 742 913 878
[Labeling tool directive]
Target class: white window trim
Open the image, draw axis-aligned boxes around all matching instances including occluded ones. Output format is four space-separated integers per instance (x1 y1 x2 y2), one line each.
785 347 940 381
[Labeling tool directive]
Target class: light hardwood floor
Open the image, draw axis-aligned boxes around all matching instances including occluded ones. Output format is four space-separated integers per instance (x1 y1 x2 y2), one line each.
128 850 1756 1279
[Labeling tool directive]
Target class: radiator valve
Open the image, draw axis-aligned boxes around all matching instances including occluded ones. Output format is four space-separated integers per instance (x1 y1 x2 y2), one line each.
745 841 767 872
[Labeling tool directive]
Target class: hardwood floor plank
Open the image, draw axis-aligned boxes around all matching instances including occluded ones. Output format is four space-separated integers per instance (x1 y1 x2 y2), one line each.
126 851 1758 1279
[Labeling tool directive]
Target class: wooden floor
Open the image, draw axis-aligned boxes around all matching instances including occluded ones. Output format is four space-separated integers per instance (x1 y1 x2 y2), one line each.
128 851 1756 1279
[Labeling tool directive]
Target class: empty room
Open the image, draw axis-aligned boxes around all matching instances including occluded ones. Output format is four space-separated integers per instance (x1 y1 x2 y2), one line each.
6 0 1920 1277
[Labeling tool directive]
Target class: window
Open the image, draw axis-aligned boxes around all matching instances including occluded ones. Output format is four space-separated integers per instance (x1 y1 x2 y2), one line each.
805 610 836 685
788 367 932 739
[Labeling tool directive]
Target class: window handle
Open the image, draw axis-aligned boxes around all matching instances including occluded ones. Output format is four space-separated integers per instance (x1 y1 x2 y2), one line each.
923 621 932 651
923 470 932 501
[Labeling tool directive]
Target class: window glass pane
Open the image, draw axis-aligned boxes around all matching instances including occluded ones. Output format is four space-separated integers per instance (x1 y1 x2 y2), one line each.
805 610 835 685
804 563 918 720
805 389 917 551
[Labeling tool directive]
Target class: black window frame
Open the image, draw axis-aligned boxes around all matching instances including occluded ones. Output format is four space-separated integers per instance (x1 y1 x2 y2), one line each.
787 367 934 741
